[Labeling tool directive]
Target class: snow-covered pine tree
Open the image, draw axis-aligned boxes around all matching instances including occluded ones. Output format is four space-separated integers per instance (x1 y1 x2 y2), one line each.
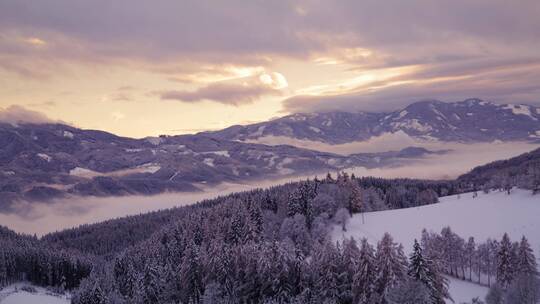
374 233 408 303
352 238 377 304
496 233 514 288
408 239 450 304
408 239 429 284
465 237 476 281
179 243 204 304
287 181 318 229
347 181 363 214
516 236 537 276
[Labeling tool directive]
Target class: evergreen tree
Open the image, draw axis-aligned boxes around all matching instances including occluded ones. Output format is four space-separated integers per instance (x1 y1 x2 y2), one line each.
374 233 408 303
408 239 429 284
352 238 377 304
516 236 537 276
465 237 476 281
347 181 363 214
408 239 450 304
497 233 514 288
179 243 204 304
287 182 318 229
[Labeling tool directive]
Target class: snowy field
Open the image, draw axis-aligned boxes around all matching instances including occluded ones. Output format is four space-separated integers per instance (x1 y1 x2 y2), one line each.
332 188 540 303
0 283 69 304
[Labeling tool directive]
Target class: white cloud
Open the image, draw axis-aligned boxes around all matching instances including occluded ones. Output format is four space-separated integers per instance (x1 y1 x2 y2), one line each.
0 105 55 125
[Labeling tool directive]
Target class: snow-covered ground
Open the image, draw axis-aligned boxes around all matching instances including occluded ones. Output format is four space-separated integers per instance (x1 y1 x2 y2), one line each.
332 188 540 303
446 276 488 304
0 283 69 304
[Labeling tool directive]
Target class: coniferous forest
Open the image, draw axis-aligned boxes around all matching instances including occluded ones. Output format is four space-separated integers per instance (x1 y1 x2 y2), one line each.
1 164 539 303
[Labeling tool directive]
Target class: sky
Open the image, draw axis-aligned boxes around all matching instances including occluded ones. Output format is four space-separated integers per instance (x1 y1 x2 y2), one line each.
1 0 539 138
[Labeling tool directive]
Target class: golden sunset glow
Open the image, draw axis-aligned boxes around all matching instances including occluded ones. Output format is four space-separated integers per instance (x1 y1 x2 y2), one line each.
1 1 539 137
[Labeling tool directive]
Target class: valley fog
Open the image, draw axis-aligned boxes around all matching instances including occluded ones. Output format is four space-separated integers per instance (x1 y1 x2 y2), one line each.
0 142 537 236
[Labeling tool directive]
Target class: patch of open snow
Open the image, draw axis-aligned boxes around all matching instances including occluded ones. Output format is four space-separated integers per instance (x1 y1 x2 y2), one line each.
395 110 408 119
133 163 161 174
62 131 74 139
202 150 230 157
267 154 279 167
326 158 340 166
203 158 215 167
69 167 100 178
146 137 163 146
453 113 461 120
2 171 15 176
466 112 473 116
323 119 333 127
503 104 537 120
288 113 307 121
431 106 447 120
37 153 52 162
309 126 322 133
69 163 161 178
0 283 70 304
446 276 488 304
250 125 266 137
276 157 295 175
125 148 144 153
168 172 179 181
391 119 433 132
332 189 540 302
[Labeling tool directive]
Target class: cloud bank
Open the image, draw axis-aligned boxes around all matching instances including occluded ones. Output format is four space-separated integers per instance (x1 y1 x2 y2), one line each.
0 105 56 124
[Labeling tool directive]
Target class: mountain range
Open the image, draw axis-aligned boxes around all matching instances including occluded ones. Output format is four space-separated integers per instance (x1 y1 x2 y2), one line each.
204 98 540 144
1 98 538 207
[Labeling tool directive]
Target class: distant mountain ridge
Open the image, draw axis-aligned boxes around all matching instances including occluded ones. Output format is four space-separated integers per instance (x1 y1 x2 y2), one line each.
203 99 540 144
2 98 539 207
0 122 438 208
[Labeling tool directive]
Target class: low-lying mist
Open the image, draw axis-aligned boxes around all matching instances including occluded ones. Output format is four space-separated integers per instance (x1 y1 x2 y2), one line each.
0 141 537 236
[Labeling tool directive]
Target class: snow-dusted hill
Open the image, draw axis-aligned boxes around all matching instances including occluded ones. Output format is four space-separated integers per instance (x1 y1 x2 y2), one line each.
332 188 540 303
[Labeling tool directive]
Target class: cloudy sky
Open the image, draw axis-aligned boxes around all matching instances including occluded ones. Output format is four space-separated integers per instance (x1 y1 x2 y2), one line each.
1 0 539 137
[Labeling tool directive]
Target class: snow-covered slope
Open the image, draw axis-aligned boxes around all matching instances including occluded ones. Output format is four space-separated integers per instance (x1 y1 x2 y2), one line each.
0 283 69 304
332 188 540 303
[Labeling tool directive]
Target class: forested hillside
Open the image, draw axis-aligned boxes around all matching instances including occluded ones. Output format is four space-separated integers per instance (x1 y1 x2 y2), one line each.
42 175 452 258
1 148 539 303
458 147 540 192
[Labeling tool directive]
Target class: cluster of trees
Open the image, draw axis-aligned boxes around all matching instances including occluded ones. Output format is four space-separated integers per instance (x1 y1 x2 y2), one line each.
0 226 93 291
421 228 538 287
67 175 454 304
421 228 539 304
73 233 451 304
44 173 450 258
